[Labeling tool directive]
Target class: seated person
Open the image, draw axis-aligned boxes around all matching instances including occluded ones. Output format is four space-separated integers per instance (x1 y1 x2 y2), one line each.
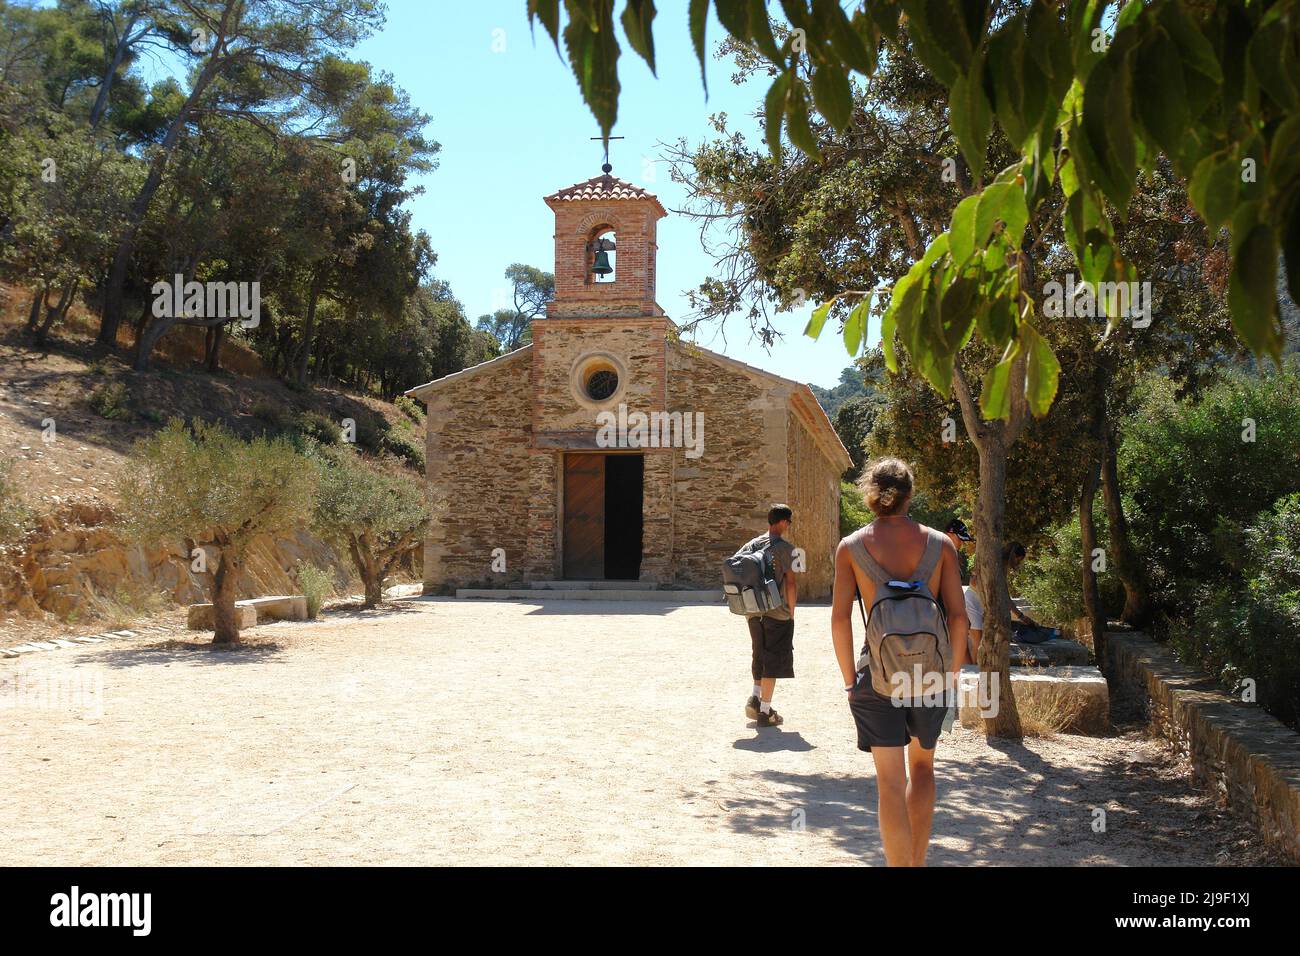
964 543 1059 660
1003 542 1060 644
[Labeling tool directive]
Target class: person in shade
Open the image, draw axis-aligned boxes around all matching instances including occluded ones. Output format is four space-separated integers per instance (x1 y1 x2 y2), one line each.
742 505 798 728
831 459 968 866
965 542 1060 661
944 518 975 584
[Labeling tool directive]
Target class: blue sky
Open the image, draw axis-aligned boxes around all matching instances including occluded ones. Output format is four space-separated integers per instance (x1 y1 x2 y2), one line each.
354 1 873 388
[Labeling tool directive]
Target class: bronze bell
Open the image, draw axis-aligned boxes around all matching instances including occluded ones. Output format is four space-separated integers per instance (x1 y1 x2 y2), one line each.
592 249 613 276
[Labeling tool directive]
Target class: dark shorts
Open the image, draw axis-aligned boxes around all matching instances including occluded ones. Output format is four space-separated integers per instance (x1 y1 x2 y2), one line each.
748 615 794 680
848 676 949 751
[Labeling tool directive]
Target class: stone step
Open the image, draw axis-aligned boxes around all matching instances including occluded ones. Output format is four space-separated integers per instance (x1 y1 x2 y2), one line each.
456 588 723 603
524 580 658 590
957 664 1109 735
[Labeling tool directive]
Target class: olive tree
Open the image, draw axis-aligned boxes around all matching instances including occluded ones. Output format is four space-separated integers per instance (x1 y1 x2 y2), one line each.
311 447 428 608
117 420 317 644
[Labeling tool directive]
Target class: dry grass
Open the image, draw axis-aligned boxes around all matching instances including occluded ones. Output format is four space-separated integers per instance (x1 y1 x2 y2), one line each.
75 581 171 630
1015 689 1079 738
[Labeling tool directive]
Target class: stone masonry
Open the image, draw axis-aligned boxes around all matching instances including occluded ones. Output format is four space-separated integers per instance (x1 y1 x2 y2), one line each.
407 174 850 597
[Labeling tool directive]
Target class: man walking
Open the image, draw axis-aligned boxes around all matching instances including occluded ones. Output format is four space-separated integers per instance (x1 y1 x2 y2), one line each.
743 505 797 728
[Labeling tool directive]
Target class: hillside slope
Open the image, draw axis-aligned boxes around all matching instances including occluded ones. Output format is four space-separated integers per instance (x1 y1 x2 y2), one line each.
0 284 426 641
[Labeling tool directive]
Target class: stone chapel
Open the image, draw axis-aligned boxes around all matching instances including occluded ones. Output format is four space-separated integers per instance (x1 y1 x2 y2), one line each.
405 172 850 597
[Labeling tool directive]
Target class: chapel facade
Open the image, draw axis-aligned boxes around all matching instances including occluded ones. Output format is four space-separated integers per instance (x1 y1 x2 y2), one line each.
406 173 850 597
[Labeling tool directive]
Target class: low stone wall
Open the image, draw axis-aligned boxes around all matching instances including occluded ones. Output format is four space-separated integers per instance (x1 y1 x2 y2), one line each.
1 500 353 622
1106 631 1300 863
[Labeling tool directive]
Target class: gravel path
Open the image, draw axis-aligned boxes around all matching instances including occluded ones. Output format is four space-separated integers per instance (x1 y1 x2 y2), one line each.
0 598 1274 866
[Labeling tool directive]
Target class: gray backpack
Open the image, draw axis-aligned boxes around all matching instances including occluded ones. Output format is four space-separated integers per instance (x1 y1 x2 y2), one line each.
722 536 785 617
847 527 951 699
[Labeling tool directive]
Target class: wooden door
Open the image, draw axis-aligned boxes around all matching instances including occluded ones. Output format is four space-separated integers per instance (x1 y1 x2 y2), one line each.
563 454 605 579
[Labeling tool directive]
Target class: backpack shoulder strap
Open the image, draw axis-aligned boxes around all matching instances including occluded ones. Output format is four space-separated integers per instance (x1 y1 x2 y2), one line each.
913 528 946 586
845 528 893 587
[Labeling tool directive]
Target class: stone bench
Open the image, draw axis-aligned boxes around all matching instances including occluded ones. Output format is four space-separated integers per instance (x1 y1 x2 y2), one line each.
1010 637 1091 666
958 664 1110 735
186 594 307 630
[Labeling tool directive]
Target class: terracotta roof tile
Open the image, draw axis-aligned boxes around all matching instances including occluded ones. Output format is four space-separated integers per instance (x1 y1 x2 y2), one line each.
544 175 658 203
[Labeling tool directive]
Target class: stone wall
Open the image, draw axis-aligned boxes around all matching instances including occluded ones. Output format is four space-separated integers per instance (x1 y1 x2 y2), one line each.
1107 631 1300 863
420 351 534 591
523 450 560 582
785 405 841 599
667 344 789 590
530 319 667 434
0 501 350 623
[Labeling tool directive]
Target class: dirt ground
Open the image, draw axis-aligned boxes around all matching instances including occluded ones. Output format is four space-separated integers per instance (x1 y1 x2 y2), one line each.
0 598 1280 866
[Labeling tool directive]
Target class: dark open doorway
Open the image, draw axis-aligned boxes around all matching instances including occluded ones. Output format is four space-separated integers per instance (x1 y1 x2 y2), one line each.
562 453 644 581
604 454 643 580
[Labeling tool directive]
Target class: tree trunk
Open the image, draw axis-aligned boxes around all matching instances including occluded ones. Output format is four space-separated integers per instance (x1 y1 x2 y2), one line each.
205 324 225 372
1079 459 1106 668
133 314 175 371
132 298 152 342
1100 431 1151 626
363 575 383 608
211 551 243 646
295 277 323 388
35 279 78 345
88 12 140 129
98 63 220 345
348 535 384 608
972 427 1023 740
26 285 44 331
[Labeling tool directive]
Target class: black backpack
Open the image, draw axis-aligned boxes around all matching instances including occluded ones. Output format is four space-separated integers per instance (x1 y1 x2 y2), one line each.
721 536 786 617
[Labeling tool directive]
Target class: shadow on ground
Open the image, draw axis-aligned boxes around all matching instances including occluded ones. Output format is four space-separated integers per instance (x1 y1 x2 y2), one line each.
695 731 1290 866
84 638 286 670
733 730 817 753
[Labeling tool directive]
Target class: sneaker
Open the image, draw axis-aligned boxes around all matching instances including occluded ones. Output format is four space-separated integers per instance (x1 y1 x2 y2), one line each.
745 695 761 720
757 708 784 727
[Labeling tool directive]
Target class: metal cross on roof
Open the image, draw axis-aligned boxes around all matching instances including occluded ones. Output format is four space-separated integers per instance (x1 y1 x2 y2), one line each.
590 135 625 175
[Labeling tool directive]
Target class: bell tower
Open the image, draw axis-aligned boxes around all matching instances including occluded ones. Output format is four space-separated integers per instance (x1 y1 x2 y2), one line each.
543 173 667 319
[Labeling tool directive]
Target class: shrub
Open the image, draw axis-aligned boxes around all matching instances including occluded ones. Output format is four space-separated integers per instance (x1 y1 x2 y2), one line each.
296 410 341 444
394 395 424 423
88 381 131 420
1120 361 1300 609
353 414 387 453
840 481 871 536
251 400 289 430
382 429 424 469
295 561 333 619
1015 514 1125 626
0 460 31 543
1169 494 1300 730
83 582 168 629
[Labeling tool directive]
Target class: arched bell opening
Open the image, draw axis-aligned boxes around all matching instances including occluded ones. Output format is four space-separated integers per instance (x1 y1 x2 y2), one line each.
587 226 616 284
